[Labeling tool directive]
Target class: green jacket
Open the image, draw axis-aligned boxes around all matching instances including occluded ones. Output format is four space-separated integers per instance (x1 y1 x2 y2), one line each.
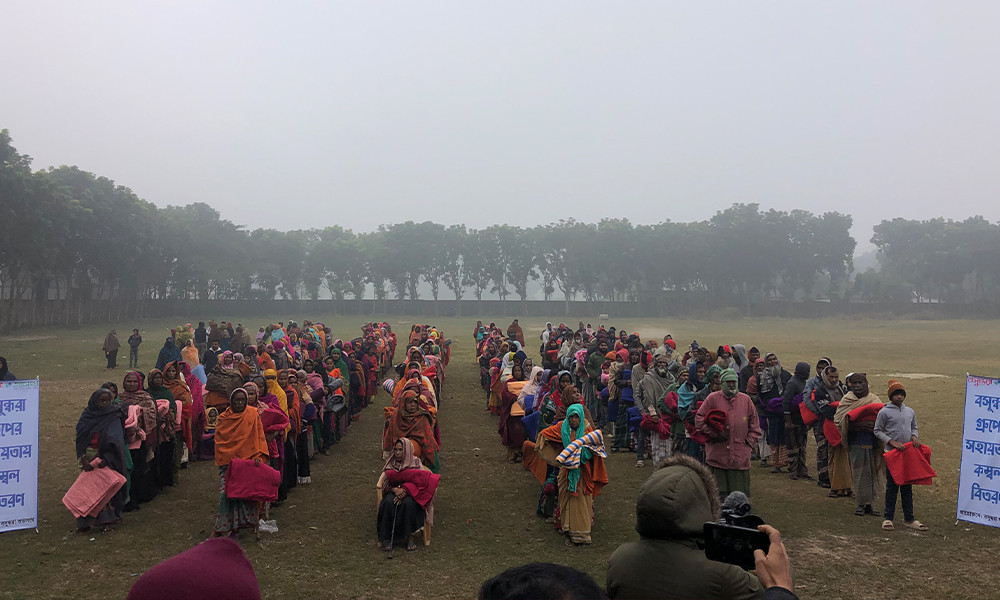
586 350 605 384
606 456 763 600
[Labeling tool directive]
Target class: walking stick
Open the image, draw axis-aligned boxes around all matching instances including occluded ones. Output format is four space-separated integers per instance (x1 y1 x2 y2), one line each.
387 497 399 560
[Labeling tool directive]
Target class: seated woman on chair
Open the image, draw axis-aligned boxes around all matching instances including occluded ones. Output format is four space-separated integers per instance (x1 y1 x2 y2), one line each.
376 438 440 552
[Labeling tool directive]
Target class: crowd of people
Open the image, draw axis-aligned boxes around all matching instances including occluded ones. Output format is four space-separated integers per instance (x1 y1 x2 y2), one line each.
73 320 398 536
477 320 930 545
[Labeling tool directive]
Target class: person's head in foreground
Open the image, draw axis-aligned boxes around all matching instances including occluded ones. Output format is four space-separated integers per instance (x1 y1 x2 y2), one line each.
126 537 260 600
479 563 608 600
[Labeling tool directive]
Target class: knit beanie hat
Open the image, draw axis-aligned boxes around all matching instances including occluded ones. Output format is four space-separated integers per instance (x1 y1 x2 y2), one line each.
887 379 906 399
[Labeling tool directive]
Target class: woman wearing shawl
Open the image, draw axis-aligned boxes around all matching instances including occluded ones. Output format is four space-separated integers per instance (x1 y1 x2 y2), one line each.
278 369 301 492
290 370 314 484
181 339 200 367
498 364 531 463
536 401 609 545
205 351 244 411
147 369 178 488
213 387 269 538
163 361 193 459
835 373 886 516
74 388 128 530
120 371 158 508
155 338 182 371
248 379 291 503
487 357 505 415
745 358 772 467
814 365 852 498
387 390 440 473
376 438 440 552
178 361 208 461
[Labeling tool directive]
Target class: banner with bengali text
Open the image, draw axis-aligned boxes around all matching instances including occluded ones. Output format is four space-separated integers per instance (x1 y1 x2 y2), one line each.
0 379 39 533
957 374 1000 528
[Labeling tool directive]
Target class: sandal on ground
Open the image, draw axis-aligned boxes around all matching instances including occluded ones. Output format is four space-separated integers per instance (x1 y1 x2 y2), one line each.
903 520 928 531
635 460 645 468
406 541 418 551
882 519 894 530
381 542 392 552
854 505 866 516
828 490 840 498
760 459 769 467
867 507 882 517
819 481 831 488
788 474 799 480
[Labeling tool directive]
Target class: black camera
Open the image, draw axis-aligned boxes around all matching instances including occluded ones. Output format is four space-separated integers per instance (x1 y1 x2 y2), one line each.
704 492 769 570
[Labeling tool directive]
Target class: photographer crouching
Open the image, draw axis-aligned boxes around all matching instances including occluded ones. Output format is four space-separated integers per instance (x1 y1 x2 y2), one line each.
606 455 797 600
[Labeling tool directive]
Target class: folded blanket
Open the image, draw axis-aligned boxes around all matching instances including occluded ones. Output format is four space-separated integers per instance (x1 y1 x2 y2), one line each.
705 408 728 432
848 403 883 422
225 458 281 502
557 430 607 468
62 461 126 518
884 442 936 485
799 399 819 427
385 468 440 509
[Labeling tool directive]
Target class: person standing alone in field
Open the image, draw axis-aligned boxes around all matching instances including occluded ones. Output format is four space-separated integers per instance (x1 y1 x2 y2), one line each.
103 329 120 370
128 329 142 369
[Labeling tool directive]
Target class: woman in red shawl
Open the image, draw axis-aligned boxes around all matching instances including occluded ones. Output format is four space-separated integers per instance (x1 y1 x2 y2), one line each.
387 390 439 473
120 371 158 508
376 438 440 552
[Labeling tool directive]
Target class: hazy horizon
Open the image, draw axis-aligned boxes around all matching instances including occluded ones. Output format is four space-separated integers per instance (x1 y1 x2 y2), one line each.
4 2 999 252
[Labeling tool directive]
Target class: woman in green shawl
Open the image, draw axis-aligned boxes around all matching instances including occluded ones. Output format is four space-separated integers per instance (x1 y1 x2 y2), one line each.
536 394 609 545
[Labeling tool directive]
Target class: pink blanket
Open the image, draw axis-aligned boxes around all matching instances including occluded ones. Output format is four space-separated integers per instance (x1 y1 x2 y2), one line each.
384 468 440 509
62 462 126 518
225 458 281 502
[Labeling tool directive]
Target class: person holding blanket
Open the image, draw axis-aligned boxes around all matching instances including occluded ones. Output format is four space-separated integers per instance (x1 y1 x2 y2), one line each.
875 380 929 532
376 437 440 552
835 373 885 517
73 388 128 530
213 387 269 538
695 368 762 501
535 401 609 545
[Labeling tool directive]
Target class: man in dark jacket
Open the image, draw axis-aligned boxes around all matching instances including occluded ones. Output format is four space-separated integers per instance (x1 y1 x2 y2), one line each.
194 322 208 354
782 362 813 480
606 455 764 600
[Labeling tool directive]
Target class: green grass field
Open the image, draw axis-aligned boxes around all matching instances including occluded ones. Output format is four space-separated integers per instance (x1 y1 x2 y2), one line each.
0 315 995 600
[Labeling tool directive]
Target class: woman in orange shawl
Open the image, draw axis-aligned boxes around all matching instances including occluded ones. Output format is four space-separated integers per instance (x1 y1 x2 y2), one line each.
386 390 440 473
213 387 268 537
536 394 609 545
162 361 194 457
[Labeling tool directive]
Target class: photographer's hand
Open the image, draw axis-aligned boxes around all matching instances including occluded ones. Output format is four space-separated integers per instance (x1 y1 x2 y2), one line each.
753 525 793 592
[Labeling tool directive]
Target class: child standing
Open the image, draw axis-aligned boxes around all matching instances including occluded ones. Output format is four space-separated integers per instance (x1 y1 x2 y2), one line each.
874 380 929 532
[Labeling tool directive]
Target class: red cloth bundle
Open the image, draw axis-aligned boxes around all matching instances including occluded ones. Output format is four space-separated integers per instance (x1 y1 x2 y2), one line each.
823 402 842 447
225 458 281 502
385 468 440 509
848 402 883 422
799 398 819 427
62 460 126 518
639 414 671 438
883 442 936 485
706 409 728 432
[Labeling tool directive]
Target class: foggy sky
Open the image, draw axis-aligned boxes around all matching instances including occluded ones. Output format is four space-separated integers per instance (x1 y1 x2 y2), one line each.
4 2 999 252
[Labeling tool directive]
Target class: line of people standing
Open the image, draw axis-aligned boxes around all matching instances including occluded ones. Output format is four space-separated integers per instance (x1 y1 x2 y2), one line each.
72 319 396 535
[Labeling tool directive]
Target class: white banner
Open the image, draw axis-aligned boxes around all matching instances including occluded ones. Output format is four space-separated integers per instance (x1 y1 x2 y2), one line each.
0 379 39 533
957 374 1000 528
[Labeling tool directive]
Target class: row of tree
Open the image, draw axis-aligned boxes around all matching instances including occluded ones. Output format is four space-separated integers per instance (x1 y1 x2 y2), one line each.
5 128 1000 328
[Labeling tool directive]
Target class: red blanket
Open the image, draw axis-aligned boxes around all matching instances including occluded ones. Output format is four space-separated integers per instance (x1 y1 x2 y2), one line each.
823 402 842 447
883 442 936 485
385 468 440 509
848 403 882 422
225 458 281 502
